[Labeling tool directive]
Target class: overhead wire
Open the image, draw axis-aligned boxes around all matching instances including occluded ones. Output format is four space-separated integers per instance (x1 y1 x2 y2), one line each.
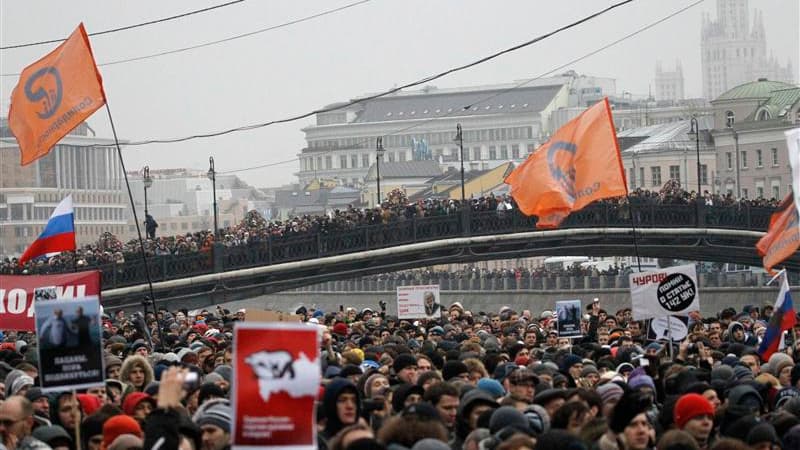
219 0 706 175
0 0 246 50
0 0 373 76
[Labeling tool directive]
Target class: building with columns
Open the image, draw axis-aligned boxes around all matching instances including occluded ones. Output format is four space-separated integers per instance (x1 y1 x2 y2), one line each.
655 61 685 102
0 119 127 257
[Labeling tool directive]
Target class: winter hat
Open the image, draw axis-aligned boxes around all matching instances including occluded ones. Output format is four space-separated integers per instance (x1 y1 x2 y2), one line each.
213 365 232 384
32 425 72 448
411 438 451 450
775 359 796 378
733 365 754 382
746 423 780 447
711 365 734 382
580 365 599 378
177 348 196 362
523 404 551 434
489 406 529 434
76 394 103 416
108 434 144 450
194 401 232 433
535 430 587 450
776 387 800 409
9 373 34 397
766 352 794 375
628 373 656 391
560 354 582 373
332 322 349 336
674 394 715 429
393 354 417 373
610 391 652 433
596 382 624 404
105 355 123 369
727 384 763 413
198 383 226 406
442 361 469 381
477 378 506 398
122 392 155 416
102 415 143 449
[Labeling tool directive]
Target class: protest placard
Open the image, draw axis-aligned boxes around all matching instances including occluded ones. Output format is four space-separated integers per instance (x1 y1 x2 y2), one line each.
35 296 104 391
397 285 441 319
647 316 689 342
556 300 583 338
0 271 101 331
233 322 320 450
630 264 699 320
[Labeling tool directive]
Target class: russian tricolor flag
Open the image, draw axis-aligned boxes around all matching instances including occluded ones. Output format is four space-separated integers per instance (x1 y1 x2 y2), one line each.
18 195 76 266
758 274 798 361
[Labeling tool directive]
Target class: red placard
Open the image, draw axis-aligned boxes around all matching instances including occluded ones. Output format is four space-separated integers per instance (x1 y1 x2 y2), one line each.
0 271 101 331
233 322 320 450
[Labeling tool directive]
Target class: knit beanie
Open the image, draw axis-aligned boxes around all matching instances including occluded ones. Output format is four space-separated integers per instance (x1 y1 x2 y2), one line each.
393 354 417 373
628 373 656 391
489 406 528 434
596 382 624 404
476 378 506 398
559 354 582 373
108 434 144 450
213 365 232 383
194 400 232 433
766 352 793 375
674 393 715 429
122 392 154 416
535 430 586 450
775 359 796 379
442 361 469 381
610 391 652 433
746 423 780 447
580 365 599 378
102 415 143 449
711 365 734 383
76 394 102 416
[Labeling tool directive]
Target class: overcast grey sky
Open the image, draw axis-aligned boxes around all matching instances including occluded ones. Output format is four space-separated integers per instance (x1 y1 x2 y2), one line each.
1 0 797 188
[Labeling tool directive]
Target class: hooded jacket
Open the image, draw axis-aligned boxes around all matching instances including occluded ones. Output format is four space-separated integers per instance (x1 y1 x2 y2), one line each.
120 354 155 396
452 389 498 449
319 379 361 449
726 321 758 346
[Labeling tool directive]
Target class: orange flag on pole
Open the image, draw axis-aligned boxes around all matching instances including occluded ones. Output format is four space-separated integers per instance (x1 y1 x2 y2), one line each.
8 23 106 166
504 97 627 228
756 194 800 274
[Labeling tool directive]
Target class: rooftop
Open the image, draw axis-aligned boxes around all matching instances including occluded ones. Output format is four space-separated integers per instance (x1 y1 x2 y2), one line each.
715 79 795 101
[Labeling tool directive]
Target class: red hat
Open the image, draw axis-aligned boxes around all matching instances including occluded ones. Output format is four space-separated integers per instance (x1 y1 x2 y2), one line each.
122 392 154 416
674 393 714 429
332 322 348 337
76 393 102 416
102 415 142 450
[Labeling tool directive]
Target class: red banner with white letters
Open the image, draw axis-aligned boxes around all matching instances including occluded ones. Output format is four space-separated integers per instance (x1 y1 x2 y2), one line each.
0 271 101 331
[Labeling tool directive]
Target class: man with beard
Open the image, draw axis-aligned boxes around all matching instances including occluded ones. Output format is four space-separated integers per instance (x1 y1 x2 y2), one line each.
423 291 441 317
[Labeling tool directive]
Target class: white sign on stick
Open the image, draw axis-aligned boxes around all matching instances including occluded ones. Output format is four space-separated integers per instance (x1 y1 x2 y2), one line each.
630 264 699 320
397 285 441 319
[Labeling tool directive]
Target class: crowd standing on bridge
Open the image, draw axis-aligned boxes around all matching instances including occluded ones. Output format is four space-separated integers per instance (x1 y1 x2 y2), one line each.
1 294 800 450
0 188 781 277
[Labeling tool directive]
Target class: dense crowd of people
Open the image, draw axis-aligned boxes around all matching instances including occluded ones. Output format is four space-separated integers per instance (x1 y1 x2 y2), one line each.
0 186 780 277
2 296 800 449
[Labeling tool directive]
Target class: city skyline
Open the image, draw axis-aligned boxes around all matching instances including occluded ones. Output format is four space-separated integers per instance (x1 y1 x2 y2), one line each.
1 0 797 188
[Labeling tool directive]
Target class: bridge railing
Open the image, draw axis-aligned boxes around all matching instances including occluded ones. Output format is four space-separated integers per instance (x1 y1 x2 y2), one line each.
53 202 775 291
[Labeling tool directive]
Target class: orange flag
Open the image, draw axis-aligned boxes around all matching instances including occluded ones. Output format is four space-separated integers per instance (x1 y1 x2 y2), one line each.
8 23 106 166
504 97 627 227
756 194 800 274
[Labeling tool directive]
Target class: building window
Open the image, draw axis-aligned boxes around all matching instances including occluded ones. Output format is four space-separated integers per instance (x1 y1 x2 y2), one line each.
399 151 406 162
500 145 508 159
756 149 763 167
511 144 520 159
651 167 661 187
742 188 748 198
669 165 680 181
351 154 358 168
772 148 779 166
325 156 332 169
726 152 733 170
629 168 636 188
700 165 708 186
757 186 764 198
488 146 497 160
773 185 780 199
387 152 395 162
473 148 481 160
740 151 747 169
316 157 322 170
725 111 735 127
340 156 347 169
362 154 370 168
639 167 645 187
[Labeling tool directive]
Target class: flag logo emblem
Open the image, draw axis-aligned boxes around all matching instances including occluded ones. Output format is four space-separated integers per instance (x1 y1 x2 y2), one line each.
24 66 63 119
547 141 578 202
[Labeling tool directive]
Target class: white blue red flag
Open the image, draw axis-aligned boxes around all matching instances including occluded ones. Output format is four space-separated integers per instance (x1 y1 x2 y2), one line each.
18 195 75 266
758 274 798 361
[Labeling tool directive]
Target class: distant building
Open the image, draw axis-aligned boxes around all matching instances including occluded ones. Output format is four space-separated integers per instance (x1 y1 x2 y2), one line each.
701 0 795 100
710 79 800 199
0 119 127 257
271 185 361 219
618 120 716 194
125 168 266 239
655 60 685 102
297 72 617 189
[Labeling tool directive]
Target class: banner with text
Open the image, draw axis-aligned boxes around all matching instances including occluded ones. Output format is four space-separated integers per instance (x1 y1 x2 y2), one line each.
233 322 320 450
0 271 101 331
556 300 583 338
630 264 699 320
35 296 104 391
397 285 442 319
647 316 689 342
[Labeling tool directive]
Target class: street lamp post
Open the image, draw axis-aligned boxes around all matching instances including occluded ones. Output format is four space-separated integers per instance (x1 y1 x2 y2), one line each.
456 124 465 203
376 137 384 206
207 157 218 239
143 166 153 217
690 117 702 193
